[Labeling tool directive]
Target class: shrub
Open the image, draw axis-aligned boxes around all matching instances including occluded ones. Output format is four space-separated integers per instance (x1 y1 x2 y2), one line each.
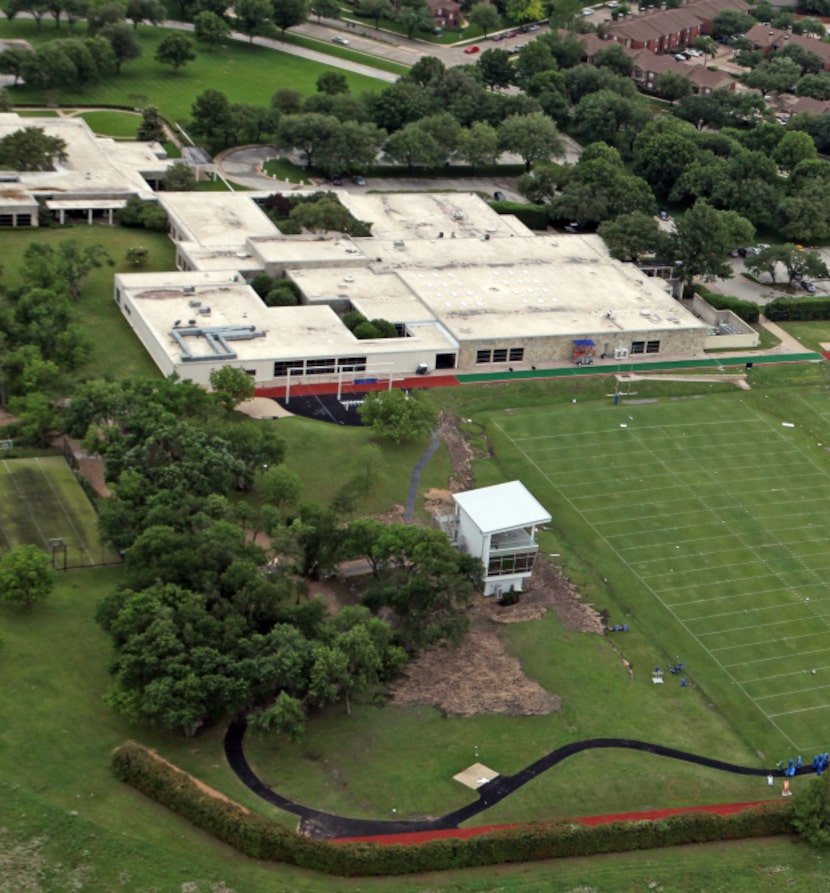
491 200 548 230
112 741 794 877
765 296 830 321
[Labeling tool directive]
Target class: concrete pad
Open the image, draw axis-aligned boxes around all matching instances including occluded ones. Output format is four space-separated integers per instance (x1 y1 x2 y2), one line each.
236 397 294 419
453 763 499 790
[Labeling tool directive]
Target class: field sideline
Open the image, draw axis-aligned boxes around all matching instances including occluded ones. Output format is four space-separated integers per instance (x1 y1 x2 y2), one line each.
490 391 830 754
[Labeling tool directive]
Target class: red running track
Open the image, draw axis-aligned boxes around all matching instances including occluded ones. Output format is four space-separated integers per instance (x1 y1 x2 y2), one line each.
255 375 460 400
332 800 769 845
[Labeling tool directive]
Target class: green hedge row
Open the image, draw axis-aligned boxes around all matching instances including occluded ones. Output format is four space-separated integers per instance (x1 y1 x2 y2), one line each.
696 287 760 324
490 201 549 231
765 296 830 321
112 742 794 877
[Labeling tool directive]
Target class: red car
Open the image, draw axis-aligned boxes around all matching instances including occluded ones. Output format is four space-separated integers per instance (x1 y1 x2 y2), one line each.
464 45 480 54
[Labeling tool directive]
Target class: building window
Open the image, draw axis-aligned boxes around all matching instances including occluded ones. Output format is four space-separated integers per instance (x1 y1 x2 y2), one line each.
631 341 645 355
476 349 492 364
273 360 303 377
487 550 537 576
646 340 661 354
306 358 336 375
337 356 367 372
17 214 31 226
493 348 508 363
509 347 524 362
0 214 12 227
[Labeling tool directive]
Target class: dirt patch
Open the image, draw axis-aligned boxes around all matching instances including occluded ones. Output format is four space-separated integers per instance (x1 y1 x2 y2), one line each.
389 612 561 717
436 413 474 492
51 436 110 498
133 743 250 812
481 556 606 634
0 409 18 428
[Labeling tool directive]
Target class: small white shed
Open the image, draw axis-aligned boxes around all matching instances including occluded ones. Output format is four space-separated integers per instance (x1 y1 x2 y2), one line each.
453 481 551 596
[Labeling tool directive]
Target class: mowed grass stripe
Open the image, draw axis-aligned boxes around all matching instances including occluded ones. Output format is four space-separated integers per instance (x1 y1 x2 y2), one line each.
0 457 110 566
492 395 830 749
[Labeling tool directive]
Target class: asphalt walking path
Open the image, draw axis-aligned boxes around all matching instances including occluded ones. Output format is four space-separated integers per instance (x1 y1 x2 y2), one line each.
403 430 441 521
224 717 804 840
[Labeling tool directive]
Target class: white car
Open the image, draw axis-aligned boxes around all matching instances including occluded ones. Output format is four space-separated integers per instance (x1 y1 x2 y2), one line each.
582 7 595 14
607 1 619 7
331 35 350 45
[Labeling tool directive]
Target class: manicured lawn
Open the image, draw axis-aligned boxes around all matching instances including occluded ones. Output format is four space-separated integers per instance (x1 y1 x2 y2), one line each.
0 20 386 124
779 320 830 353
76 109 141 138
2 226 173 381
262 156 313 183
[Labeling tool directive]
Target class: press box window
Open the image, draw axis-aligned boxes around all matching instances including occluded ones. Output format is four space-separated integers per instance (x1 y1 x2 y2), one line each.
509 348 524 362
273 360 303 377
493 349 508 363
630 341 645 355
646 340 660 354
476 350 492 364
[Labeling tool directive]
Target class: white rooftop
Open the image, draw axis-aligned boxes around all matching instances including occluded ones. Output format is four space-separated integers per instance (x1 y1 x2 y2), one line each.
454 481 551 534
161 192 279 248
0 114 165 198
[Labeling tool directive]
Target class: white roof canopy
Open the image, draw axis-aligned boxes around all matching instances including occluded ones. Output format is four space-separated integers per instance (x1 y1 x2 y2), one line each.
453 481 551 534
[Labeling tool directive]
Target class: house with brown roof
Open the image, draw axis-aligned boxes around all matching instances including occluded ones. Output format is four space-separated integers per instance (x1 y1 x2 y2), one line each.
745 23 830 71
605 0 752 52
424 0 461 27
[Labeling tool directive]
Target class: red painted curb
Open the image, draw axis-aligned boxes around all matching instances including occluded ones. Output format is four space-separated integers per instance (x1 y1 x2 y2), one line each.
331 801 770 845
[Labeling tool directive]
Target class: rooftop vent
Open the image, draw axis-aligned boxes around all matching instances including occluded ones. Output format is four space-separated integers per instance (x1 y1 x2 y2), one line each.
183 286 196 295
198 306 211 315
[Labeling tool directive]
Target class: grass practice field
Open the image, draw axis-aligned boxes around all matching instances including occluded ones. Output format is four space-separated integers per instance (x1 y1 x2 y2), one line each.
0 456 117 567
487 389 830 755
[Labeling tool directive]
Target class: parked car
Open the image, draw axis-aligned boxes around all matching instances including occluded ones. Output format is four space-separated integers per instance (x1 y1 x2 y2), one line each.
352 175 367 186
607 1 620 7
464 45 480 53
658 209 670 221
801 279 817 294
564 222 580 233
527 23 540 30
493 190 506 201
328 175 343 186
582 7 595 14
331 35 349 45
491 33 505 40
673 53 688 61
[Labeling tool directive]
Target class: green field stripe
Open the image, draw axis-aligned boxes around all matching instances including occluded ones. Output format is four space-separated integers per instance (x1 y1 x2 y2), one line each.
457 353 822 383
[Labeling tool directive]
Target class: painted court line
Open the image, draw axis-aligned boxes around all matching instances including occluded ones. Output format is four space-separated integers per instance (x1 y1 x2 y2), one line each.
36 458 93 564
2 459 49 549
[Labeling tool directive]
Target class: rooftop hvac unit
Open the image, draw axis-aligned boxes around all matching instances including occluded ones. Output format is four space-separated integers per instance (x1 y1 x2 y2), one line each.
188 299 201 308
183 286 195 295
198 306 211 315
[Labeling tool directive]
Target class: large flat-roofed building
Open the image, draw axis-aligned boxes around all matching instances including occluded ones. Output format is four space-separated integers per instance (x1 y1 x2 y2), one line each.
0 113 172 226
115 190 724 386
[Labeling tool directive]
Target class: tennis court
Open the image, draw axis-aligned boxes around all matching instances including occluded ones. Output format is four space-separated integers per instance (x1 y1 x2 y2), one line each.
0 456 115 568
490 393 830 752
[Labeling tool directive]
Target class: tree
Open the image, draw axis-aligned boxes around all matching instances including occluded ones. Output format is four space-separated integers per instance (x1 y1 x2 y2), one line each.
22 240 112 300
125 246 149 266
193 9 230 45
87 0 127 33
137 105 165 142
155 32 196 71
209 366 255 413
594 43 633 78
478 49 514 91
125 0 164 27
456 120 499 170
100 21 142 73
0 46 32 84
357 0 394 29
0 545 54 610
711 8 754 40
632 121 699 201
598 212 661 262
272 0 309 36
249 691 306 740
358 389 437 444
671 200 754 286
161 160 197 190
498 111 563 172
397 2 431 38
259 463 301 511
773 130 817 172
190 88 230 141
744 55 802 96
233 0 272 41
289 196 353 232
316 70 348 95
655 70 693 104
753 245 827 287
792 771 830 846
309 0 339 21
276 112 339 168
0 126 67 171
468 1 500 37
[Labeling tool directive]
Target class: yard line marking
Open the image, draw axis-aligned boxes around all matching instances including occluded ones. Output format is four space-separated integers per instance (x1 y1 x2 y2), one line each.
724 647 830 670
710 631 823 654
743 662 830 685
679 601 804 623
768 704 830 719
35 457 93 564
697 616 814 638
756 683 830 701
